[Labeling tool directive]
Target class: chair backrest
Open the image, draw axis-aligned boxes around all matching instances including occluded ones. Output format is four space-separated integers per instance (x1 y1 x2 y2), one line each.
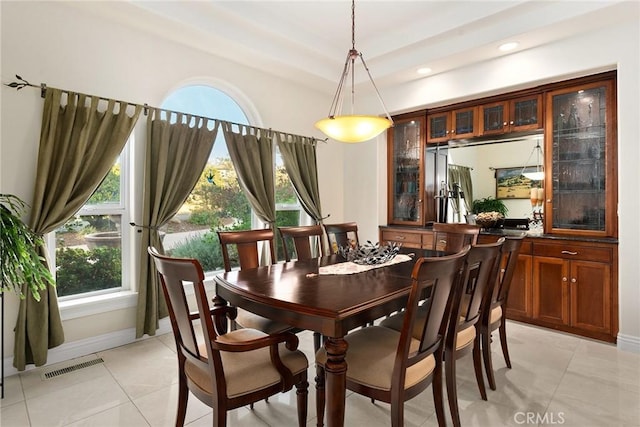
217 229 276 272
492 236 524 309
432 223 480 252
147 247 224 393
450 239 504 335
278 225 325 261
324 222 359 254
394 247 470 387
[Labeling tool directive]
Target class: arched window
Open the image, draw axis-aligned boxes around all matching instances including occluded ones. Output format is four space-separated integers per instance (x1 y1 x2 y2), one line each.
159 85 305 269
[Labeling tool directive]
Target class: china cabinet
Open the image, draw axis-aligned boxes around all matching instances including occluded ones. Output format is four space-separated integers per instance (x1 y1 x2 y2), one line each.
426 106 478 143
544 79 617 237
479 94 543 135
387 112 426 226
383 71 618 343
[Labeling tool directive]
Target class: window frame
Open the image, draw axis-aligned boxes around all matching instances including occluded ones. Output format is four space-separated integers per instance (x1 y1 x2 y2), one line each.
48 139 133 312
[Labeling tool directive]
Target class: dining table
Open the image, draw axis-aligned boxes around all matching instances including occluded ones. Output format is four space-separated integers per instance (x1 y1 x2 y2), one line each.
213 250 446 427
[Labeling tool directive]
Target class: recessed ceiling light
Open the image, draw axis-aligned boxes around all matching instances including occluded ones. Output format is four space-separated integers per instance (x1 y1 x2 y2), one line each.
417 67 432 75
498 42 519 52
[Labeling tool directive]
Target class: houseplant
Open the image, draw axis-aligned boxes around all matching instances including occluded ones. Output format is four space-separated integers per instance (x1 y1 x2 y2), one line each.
471 197 508 228
0 194 54 301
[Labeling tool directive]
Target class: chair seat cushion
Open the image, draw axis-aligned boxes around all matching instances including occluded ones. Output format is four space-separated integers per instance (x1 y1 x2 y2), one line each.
456 324 476 350
490 306 502 324
236 308 292 334
185 328 308 399
315 326 435 392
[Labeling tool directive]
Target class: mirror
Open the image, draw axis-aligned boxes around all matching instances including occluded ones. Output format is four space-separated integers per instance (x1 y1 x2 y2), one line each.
446 134 544 220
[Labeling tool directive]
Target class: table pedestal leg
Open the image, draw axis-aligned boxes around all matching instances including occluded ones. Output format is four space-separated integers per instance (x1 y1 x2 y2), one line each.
324 337 348 427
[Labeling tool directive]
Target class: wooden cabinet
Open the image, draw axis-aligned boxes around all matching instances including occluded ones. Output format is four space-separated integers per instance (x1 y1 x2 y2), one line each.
479 94 542 135
531 240 614 339
427 106 478 143
387 113 426 226
544 78 617 238
505 242 533 319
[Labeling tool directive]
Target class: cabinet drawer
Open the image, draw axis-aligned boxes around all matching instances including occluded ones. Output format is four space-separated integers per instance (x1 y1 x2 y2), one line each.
533 243 611 263
381 230 422 247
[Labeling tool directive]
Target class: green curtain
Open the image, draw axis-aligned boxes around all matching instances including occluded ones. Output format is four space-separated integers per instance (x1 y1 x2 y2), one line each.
275 133 323 222
448 164 474 221
221 122 276 225
14 88 142 370
135 110 218 338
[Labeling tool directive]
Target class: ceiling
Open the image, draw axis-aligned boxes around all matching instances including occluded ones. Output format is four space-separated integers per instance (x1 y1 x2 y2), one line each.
71 1 630 96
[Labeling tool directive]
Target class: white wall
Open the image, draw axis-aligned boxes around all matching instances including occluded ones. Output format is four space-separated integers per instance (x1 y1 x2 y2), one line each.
347 5 640 351
0 1 341 372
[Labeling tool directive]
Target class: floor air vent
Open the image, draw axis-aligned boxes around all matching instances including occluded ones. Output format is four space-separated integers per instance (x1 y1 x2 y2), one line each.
43 357 105 379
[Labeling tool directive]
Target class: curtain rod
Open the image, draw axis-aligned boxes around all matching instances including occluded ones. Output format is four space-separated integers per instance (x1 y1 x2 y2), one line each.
4 75 326 143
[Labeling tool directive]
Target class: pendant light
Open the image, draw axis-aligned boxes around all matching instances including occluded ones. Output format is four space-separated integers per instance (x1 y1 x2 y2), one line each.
315 0 393 143
521 139 545 181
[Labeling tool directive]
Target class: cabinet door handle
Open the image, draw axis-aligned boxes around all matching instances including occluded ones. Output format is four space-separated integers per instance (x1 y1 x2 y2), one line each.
561 250 578 255
394 235 406 240
562 277 568 282
571 278 577 283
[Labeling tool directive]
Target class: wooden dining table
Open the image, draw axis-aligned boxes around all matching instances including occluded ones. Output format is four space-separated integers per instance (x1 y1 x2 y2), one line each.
213 252 444 427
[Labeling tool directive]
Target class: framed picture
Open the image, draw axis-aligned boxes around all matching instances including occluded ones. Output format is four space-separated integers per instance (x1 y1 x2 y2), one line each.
495 166 538 199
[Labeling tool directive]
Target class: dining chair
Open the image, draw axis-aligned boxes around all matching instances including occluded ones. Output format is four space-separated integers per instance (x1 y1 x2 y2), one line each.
315 247 470 427
323 222 359 254
379 239 504 427
278 224 325 262
217 229 292 334
148 247 309 427
278 224 326 352
478 236 524 390
431 222 480 252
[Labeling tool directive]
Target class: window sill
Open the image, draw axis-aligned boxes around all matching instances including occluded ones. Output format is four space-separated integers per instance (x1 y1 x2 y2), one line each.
59 291 138 321
58 270 223 321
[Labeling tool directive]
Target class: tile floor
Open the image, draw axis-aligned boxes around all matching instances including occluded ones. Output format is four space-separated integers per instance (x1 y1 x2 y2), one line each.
1 321 639 427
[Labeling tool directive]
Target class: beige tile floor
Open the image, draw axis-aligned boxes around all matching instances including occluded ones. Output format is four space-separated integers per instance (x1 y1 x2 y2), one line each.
1 321 639 427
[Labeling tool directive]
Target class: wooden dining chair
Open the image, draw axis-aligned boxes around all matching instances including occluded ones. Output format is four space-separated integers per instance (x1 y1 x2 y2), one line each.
278 224 325 352
379 239 503 427
478 236 524 390
443 238 504 426
148 247 309 427
323 222 359 254
278 225 325 262
217 229 292 334
315 247 469 427
431 222 480 252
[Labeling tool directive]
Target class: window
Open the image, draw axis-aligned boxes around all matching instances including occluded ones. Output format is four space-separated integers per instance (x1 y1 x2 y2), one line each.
161 85 306 269
50 150 130 300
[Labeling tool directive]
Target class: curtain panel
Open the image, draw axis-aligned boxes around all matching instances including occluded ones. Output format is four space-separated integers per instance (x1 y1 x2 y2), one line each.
14 89 142 370
221 123 276 226
448 165 474 219
274 133 323 223
135 111 218 338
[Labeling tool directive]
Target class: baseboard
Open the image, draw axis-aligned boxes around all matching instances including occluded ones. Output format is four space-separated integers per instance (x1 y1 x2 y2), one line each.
617 333 640 353
3 317 171 377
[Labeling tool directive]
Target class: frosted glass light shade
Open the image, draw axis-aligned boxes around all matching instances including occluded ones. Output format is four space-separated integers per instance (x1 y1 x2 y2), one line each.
315 115 392 143
522 171 545 181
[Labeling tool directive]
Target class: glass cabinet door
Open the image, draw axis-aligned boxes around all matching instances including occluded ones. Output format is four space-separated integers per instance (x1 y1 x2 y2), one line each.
546 80 614 236
388 116 425 225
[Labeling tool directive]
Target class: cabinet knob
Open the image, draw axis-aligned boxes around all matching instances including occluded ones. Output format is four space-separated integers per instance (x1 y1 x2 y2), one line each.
503 122 508 126
445 130 450 134
451 129 456 134
562 277 568 282
510 120 514 125
571 278 577 283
